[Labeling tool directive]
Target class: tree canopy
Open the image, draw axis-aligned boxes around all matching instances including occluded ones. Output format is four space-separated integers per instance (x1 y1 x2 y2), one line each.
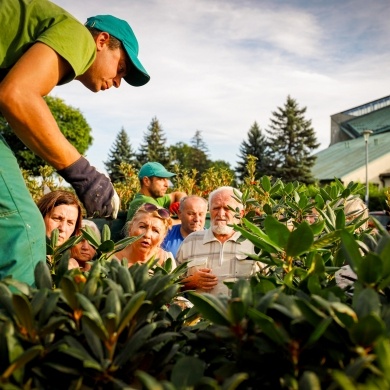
136 117 170 166
266 95 320 184
104 127 136 183
236 121 269 182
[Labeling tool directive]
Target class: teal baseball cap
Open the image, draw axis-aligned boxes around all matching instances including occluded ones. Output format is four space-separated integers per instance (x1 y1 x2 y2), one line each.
85 15 150 87
139 162 175 179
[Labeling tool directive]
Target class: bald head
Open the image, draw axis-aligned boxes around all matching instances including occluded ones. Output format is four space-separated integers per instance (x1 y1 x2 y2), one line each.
178 196 208 237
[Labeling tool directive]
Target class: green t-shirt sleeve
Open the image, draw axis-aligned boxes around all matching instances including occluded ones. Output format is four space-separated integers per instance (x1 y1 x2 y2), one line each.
156 195 171 209
0 0 95 85
126 194 171 221
37 19 96 84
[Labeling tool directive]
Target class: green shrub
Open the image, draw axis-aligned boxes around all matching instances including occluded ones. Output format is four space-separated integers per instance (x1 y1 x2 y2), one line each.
2 177 390 389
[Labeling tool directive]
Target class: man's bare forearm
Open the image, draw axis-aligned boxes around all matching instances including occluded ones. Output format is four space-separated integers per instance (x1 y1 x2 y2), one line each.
0 43 81 169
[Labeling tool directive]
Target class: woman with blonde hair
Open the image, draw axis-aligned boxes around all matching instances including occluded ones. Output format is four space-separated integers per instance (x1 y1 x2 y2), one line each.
115 203 175 267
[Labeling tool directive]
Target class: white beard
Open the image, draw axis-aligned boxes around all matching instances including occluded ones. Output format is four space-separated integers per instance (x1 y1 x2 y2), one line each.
211 223 234 235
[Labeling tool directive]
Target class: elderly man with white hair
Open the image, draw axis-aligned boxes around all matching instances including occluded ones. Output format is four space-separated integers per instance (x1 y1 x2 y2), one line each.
176 186 261 296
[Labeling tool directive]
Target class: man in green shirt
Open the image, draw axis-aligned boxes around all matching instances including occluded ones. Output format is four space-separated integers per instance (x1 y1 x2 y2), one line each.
127 162 187 222
0 0 150 285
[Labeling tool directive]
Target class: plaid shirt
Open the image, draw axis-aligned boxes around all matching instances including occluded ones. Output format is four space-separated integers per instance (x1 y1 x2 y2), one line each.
176 228 259 295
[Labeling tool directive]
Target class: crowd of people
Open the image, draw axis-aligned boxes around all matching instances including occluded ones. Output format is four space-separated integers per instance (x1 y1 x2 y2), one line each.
0 155 382 296
0 1 381 297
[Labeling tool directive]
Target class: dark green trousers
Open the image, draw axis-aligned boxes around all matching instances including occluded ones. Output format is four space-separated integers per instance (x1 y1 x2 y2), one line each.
0 135 45 285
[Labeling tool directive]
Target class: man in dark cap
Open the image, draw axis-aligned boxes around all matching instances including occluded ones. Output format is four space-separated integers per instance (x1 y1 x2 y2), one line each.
127 162 187 222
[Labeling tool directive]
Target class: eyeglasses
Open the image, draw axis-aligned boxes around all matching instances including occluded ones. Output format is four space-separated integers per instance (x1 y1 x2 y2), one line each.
142 203 170 219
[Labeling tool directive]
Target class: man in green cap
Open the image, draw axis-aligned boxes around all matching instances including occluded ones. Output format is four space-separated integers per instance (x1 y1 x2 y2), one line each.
127 162 187 222
0 0 150 285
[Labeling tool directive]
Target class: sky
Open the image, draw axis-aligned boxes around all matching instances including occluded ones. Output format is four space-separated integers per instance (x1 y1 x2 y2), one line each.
51 0 390 174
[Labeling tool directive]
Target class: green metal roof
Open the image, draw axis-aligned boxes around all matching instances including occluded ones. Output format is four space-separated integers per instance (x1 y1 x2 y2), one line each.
312 132 390 181
340 105 390 138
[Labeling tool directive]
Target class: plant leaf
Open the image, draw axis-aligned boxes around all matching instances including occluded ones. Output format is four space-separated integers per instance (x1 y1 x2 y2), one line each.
286 222 313 257
186 292 230 326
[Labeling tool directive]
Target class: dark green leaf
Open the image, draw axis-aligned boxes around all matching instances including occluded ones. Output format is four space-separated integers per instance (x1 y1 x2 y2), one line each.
247 308 290 345
81 226 101 248
357 253 383 285
117 291 147 335
340 230 362 272
186 292 230 326
350 314 385 347
286 222 313 257
34 261 52 290
171 356 205 388
353 288 381 318
1 346 43 380
304 318 333 348
264 216 290 248
261 175 271 192
60 275 79 310
309 219 325 236
231 278 252 308
102 224 111 242
12 295 34 336
117 267 135 294
335 210 346 230
98 240 115 253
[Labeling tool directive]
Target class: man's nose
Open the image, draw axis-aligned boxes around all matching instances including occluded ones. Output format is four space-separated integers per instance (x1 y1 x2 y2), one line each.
113 75 121 88
216 208 224 217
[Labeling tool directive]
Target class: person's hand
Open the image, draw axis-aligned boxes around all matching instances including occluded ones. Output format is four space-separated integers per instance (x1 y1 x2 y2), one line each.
185 268 218 290
57 156 119 219
169 201 180 216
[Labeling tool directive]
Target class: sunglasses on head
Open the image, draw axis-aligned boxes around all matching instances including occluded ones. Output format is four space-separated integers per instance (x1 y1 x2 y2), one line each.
142 203 170 219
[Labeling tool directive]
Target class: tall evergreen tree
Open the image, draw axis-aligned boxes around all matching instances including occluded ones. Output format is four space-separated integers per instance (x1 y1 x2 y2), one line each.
136 117 170 166
235 121 269 182
189 130 211 175
266 95 320 184
191 130 209 154
104 127 135 183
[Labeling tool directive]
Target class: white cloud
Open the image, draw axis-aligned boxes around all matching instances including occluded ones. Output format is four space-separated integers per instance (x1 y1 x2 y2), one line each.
51 0 390 173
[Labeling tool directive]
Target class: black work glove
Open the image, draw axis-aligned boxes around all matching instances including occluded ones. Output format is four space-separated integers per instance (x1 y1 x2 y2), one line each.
57 156 119 219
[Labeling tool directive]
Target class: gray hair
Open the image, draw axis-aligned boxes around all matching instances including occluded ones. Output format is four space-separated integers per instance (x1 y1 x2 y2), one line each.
208 186 243 211
179 195 208 212
81 219 101 240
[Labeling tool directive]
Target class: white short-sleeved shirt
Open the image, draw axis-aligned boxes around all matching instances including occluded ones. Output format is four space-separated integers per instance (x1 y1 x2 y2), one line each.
176 228 260 296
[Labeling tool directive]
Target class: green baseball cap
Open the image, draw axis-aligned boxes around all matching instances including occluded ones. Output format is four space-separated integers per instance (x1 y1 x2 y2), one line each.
138 162 175 179
85 15 150 87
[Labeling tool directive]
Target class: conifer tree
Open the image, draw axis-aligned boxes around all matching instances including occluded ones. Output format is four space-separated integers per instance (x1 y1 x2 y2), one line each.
190 130 211 175
104 127 135 183
136 117 170 166
235 121 269 182
266 96 320 184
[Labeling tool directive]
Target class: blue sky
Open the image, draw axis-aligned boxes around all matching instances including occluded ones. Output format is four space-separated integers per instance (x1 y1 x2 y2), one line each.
51 0 390 174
